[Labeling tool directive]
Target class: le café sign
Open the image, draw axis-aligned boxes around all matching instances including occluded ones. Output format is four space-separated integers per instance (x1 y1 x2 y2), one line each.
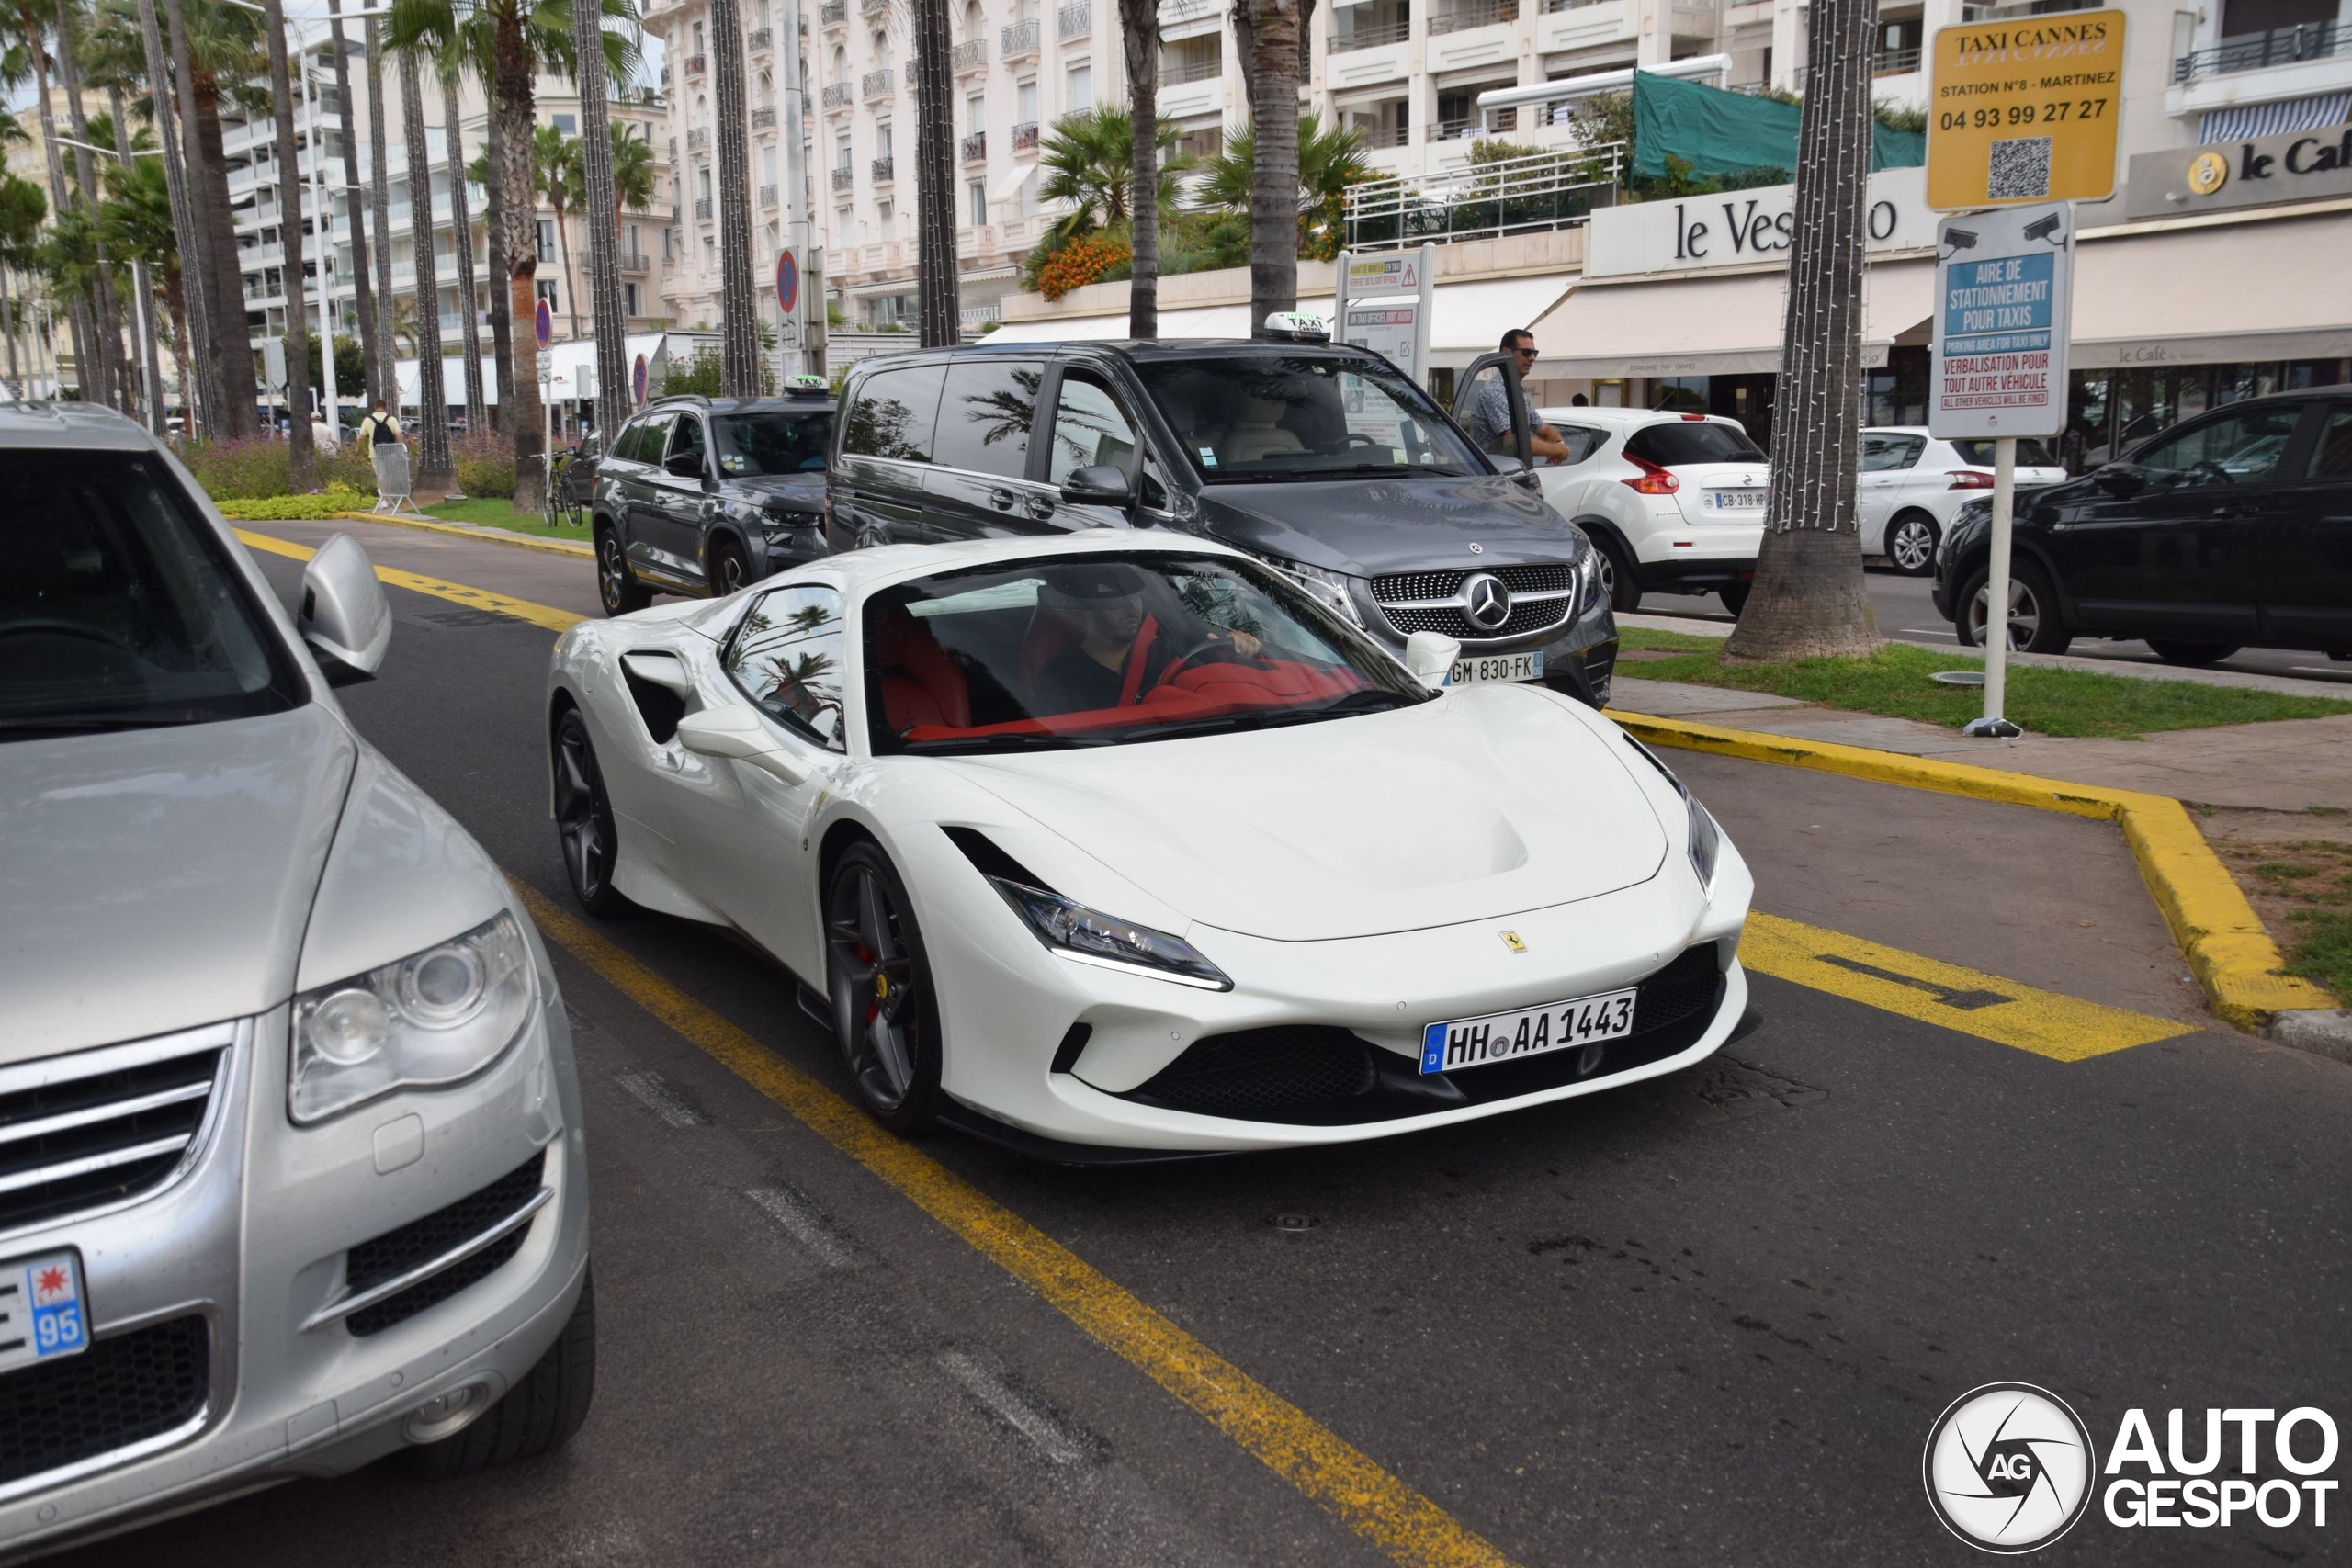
1586 165 1937 279
2122 125 2352 220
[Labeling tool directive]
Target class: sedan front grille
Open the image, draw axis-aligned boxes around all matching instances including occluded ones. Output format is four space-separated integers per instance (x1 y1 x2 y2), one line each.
1384 599 1577 640
0 1028 230 1235
1371 564 1575 602
1370 563 1578 643
0 1314 208 1490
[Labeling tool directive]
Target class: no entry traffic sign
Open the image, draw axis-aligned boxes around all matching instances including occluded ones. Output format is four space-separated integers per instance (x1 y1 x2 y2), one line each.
776 250 799 313
535 298 553 347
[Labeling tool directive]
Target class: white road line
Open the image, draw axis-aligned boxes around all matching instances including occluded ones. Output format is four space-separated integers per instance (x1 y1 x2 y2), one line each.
1902 627 1959 638
614 1070 706 1128
745 1185 857 1269
937 1351 1091 1467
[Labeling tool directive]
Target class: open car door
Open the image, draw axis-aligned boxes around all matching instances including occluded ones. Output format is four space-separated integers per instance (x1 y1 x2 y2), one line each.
1453 351 1535 475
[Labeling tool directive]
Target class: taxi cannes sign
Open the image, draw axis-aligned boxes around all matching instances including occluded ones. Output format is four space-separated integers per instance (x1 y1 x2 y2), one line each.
1926 8 2125 210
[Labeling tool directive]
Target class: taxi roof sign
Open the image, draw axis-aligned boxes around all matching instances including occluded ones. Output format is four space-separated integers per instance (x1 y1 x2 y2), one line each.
1925 8 2126 211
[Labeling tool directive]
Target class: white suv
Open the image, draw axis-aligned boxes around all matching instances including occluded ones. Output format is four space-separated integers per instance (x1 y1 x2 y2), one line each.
1859 427 2067 576
1529 408 1768 615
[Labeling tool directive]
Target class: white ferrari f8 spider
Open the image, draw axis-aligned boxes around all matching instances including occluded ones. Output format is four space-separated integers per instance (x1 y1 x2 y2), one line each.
546 535 1753 1156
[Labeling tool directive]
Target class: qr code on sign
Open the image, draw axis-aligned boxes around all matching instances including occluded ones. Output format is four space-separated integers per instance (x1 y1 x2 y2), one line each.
1988 136 2052 200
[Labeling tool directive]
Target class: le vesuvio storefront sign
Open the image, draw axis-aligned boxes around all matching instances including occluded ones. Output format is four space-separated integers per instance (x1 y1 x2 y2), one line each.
1584 166 1937 279
2123 126 2352 220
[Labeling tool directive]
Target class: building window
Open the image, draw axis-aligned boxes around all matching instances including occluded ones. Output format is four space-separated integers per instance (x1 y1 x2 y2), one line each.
1067 63 1091 111
536 219 557 263
1017 77 1037 123
967 179 987 227
624 280 639 316
967 94 986 134
537 277 560 309
553 113 577 135
876 119 893 159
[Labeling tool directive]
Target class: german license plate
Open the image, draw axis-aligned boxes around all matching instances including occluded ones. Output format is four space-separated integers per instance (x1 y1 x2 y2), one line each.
1448 651 1543 686
0 1252 87 1373
1419 987 1638 1075
1710 488 1767 510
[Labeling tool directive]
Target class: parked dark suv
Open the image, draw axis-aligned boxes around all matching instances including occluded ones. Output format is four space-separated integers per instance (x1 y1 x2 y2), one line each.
593 386 834 614
826 334 1620 705
1934 389 2352 663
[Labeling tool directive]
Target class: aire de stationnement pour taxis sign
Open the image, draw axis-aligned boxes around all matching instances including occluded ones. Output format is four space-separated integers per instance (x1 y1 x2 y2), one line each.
1926 8 2126 211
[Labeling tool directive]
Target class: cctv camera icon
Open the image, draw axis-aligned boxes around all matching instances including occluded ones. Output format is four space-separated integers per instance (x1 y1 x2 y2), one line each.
1940 227 1978 258
2022 213 2066 246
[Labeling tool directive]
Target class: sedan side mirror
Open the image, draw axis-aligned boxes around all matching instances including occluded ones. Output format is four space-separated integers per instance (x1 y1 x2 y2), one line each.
1060 465 1133 507
299 532 390 682
2093 461 2145 496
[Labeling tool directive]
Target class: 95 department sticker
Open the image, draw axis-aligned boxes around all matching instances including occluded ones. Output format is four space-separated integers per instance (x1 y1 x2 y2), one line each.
0 1252 88 1373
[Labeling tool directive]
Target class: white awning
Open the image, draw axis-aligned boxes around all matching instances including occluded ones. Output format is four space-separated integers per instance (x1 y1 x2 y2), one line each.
1529 259 1932 378
2068 210 2352 367
989 163 1037 204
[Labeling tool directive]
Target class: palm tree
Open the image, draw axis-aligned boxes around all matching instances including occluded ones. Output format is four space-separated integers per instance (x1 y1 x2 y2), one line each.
610 121 654 209
570 0 626 437
6 0 94 395
97 141 180 425
532 122 582 338
439 64 486 435
259 0 316 486
123 0 208 433
1722 0 1879 661
163 0 269 434
366 12 396 415
1036 107 1186 237
1194 114 1374 258
909 0 955 348
393 37 451 490
54 2 129 411
708 0 758 386
1118 0 1157 338
1240 0 1301 336
0 172 44 395
324 0 379 406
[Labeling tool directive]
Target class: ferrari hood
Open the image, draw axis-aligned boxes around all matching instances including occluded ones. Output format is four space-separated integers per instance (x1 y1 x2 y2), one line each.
947 691 1669 941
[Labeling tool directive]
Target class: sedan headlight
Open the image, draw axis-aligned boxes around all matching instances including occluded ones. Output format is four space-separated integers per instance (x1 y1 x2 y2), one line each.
1574 548 1603 615
989 878 1233 990
1623 738 1723 895
289 912 537 1122
1267 558 1364 627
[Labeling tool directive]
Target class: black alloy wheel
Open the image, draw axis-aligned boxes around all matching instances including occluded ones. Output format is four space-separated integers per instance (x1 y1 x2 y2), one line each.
1886 512 1939 577
1717 581 1749 617
825 843 943 1134
2145 640 2242 668
596 526 651 616
1595 537 1642 613
553 709 630 916
1957 559 2072 656
711 537 752 598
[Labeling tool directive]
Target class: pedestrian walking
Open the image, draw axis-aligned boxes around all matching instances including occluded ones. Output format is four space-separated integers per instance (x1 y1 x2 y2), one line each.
356 400 414 513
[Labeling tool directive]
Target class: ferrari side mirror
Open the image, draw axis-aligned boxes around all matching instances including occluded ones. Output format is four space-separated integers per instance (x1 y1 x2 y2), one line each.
675 707 814 784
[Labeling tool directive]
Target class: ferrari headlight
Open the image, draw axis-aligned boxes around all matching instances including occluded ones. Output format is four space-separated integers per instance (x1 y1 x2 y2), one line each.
289 912 537 1122
1623 737 1723 895
989 879 1233 991
1267 558 1363 627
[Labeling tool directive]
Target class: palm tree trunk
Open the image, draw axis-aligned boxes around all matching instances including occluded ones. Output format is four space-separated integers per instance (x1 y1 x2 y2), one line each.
138 0 208 436
1120 0 1159 339
709 0 760 388
261 0 317 487
910 0 957 348
439 68 487 436
555 202 580 343
1244 0 1301 335
164 277 190 429
399 46 453 490
483 99 512 441
189 89 256 434
325 0 379 406
571 0 628 439
19 3 90 400
1721 0 1879 662
492 13 542 509
368 17 399 413
55 12 125 411
109 83 167 432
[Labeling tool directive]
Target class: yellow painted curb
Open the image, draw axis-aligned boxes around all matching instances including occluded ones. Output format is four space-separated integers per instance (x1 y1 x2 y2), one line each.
1606 709 2338 1031
327 510 597 559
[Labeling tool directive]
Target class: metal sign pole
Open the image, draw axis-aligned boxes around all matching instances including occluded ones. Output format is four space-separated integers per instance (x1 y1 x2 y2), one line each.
1974 435 2018 735
1411 241 1434 389
1334 248 1351 345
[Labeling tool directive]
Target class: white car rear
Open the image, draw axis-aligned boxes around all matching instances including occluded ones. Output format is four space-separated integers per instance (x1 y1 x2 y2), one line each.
1530 408 1769 616
1858 427 2069 576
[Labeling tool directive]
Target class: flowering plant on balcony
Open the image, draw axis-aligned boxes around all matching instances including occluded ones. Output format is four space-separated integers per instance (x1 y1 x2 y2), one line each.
1035 231 1130 299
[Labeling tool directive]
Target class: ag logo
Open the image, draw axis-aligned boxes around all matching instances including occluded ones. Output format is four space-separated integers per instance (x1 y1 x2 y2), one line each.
2187 150 2230 197
1924 1382 2097 1553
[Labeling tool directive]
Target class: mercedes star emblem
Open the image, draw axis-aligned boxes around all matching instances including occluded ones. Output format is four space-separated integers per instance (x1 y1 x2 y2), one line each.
1463 572 1512 632
1467 543 1484 554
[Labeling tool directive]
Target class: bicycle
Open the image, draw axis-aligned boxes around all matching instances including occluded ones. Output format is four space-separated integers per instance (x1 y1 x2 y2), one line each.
545 448 583 530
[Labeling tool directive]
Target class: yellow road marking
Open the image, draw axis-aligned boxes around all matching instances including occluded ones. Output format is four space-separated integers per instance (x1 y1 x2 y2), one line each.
234 528 587 635
511 880 1520 1568
1743 912 2197 1061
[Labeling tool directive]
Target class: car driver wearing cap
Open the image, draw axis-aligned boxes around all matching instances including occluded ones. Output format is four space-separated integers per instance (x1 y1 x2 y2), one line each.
1031 564 1263 716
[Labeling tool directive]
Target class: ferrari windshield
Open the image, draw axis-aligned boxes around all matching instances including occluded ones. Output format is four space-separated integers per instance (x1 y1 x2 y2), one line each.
865 553 1430 755
1134 354 1482 482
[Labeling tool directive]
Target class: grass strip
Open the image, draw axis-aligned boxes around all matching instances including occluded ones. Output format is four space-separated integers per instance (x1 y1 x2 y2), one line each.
425 497 596 542
1615 628 2352 739
2218 839 2352 999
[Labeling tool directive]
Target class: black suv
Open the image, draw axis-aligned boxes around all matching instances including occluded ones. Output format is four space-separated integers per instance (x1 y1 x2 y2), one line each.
826 335 1620 705
1934 389 2352 662
593 387 834 614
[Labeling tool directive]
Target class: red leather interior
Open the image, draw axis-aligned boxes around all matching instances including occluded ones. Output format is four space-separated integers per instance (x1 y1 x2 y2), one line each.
899 658 1365 744
875 609 973 732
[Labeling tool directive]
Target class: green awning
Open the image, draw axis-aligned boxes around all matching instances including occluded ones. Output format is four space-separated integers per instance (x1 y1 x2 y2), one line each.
1630 71 1925 182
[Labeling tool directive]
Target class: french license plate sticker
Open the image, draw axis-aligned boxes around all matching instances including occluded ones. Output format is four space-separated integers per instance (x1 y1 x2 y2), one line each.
0 1252 87 1371
1447 651 1543 686
1420 987 1639 1075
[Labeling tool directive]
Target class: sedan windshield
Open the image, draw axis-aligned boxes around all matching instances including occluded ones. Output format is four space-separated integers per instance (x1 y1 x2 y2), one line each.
1134 354 1481 482
865 553 1430 755
714 410 832 476
2 450 306 739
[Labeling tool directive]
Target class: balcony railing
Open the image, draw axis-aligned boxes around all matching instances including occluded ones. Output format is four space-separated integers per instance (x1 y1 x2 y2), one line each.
748 26 772 50
820 0 845 23
1356 120 1409 148
1874 43 1921 75
1332 16 1410 51
1012 119 1039 152
961 130 987 162
620 251 650 272
1058 1 1090 38
759 182 778 207
2174 21 2348 83
831 165 854 190
685 52 707 74
695 196 714 220
752 106 777 127
1160 54 1222 84
872 155 896 182
862 66 894 97
1001 17 1040 55
1343 141 1624 250
822 82 852 108
952 37 987 71
687 127 709 150
1429 0 1514 35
